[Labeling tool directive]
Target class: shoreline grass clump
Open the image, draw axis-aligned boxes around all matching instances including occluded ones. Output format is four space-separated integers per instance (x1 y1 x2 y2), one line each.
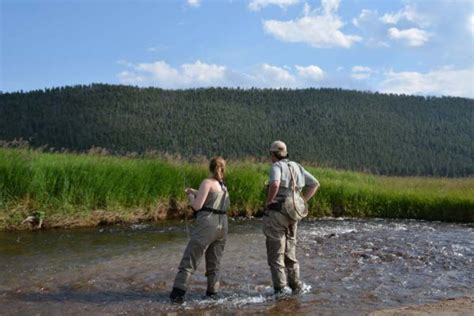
0 148 473 230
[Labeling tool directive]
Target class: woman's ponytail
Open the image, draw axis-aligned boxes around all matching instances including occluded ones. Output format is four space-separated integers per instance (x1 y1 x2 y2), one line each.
209 157 226 182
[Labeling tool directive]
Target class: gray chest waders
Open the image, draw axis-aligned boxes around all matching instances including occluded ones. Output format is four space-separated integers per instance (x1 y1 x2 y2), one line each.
171 180 229 298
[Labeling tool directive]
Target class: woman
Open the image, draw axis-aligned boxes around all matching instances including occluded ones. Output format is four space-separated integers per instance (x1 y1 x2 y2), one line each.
170 157 230 303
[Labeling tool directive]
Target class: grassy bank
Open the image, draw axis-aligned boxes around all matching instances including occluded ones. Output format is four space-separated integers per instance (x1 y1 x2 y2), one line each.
0 148 473 230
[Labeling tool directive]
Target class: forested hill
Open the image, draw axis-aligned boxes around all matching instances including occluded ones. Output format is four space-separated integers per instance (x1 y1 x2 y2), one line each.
0 84 473 176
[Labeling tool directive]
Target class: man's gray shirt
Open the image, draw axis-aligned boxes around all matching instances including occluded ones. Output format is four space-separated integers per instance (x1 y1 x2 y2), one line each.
269 159 319 192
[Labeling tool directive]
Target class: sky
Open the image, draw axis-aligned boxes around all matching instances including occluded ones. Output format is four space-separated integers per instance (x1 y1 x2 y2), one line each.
1 0 474 97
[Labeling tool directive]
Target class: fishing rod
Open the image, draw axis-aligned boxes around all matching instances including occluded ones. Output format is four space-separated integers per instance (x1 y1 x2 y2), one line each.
181 168 191 239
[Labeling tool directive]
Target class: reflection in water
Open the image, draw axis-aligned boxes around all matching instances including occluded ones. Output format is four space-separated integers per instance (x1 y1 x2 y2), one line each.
0 218 472 315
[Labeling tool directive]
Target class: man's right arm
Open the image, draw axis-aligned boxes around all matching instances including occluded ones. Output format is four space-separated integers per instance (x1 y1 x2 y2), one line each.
302 168 320 202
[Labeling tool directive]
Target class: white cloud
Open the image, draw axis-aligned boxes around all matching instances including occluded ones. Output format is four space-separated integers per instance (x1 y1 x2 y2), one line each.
117 60 332 88
117 71 146 85
263 1 361 48
469 14 474 35
256 64 297 87
117 60 227 88
295 65 324 81
388 27 430 47
181 61 227 84
136 61 180 83
353 5 433 48
187 0 201 8
321 0 339 15
380 67 474 98
351 65 373 80
117 61 474 98
248 0 299 11
380 4 429 28
352 9 375 28
302 2 310 16
352 9 390 48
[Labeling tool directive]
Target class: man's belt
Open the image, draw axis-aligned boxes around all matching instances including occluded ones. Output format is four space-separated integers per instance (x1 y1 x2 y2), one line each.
267 201 283 212
197 207 227 215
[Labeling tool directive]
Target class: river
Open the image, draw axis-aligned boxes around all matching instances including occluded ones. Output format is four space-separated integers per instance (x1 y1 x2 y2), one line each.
1 218 472 315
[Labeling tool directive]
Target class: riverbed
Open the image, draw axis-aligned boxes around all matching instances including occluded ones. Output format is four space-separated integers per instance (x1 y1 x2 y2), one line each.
1 218 472 315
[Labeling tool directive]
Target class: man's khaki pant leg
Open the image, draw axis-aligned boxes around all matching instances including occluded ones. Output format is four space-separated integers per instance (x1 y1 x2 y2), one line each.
285 222 301 290
263 211 289 290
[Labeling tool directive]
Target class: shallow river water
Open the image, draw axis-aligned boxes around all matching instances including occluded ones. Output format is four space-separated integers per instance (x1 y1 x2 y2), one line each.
0 218 473 315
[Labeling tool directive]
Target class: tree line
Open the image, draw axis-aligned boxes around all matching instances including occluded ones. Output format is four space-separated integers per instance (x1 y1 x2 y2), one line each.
0 84 472 176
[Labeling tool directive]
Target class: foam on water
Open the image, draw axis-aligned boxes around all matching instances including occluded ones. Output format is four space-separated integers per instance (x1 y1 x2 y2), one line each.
189 283 313 309
307 227 358 237
194 293 269 308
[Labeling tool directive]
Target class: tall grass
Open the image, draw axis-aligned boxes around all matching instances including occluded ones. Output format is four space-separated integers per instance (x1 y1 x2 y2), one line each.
0 148 472 230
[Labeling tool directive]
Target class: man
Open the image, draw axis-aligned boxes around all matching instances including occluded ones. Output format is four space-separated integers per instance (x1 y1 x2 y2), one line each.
264 140 320 295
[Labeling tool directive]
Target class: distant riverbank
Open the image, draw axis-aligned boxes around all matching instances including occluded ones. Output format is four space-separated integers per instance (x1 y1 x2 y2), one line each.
0 148 473 230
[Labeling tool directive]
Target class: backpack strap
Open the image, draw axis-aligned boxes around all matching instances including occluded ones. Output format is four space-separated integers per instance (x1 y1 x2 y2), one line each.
287 162 306 218
287 162 297 193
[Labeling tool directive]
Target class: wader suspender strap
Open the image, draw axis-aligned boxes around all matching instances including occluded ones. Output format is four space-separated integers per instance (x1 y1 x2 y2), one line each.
195 181 228 215
217 181 227 212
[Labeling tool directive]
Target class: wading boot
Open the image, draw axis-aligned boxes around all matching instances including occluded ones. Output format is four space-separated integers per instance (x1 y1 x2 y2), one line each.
206 291 219 300
274 287 285 297
169 287 185 304
290 281 304 295
291 285 304 295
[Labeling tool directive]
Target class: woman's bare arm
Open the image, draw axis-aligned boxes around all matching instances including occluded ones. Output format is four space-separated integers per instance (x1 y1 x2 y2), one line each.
187 179 212 211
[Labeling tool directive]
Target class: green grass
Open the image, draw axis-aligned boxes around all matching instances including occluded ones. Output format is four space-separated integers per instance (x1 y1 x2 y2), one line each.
0 148 472 230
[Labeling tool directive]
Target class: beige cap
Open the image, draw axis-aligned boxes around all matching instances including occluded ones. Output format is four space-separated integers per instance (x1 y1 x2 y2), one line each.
270 140 287 156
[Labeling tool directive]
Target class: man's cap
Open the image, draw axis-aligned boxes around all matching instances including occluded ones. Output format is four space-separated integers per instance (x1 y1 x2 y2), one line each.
270 140 287 156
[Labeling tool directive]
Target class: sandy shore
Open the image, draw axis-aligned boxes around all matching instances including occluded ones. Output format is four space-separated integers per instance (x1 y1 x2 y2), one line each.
370 296 473 316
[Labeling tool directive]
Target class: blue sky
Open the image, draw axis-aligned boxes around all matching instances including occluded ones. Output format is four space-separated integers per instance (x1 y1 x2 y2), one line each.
1 0 473 97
